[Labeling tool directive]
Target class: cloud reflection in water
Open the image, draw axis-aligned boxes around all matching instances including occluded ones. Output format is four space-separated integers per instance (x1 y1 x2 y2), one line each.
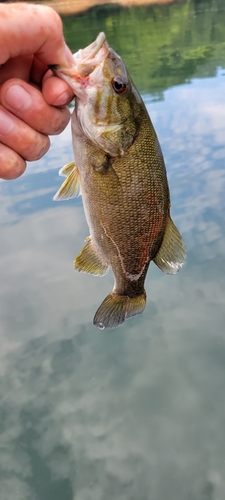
0 73 225 499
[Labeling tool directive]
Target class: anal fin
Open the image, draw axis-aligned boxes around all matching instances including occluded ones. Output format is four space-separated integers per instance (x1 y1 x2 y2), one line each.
74 239 109 276
53 163 80 201
154 217 186 274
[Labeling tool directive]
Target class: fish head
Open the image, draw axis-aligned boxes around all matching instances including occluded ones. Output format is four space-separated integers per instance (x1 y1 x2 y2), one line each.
51 33 142 157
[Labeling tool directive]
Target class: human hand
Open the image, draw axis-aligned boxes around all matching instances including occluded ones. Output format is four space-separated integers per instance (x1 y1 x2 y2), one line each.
0 3 74 180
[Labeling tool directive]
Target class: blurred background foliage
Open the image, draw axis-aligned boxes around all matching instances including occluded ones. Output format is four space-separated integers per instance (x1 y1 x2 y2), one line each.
62 0 225 95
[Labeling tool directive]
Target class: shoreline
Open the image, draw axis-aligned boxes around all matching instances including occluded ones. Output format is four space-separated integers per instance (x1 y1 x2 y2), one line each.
45 0 176 16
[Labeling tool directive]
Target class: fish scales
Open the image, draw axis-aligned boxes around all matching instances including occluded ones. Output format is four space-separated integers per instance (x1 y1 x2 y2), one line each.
52 33 186 329
78 106 168 276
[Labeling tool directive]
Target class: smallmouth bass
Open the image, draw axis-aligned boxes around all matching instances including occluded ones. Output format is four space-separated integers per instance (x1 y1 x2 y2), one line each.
51 33 186 329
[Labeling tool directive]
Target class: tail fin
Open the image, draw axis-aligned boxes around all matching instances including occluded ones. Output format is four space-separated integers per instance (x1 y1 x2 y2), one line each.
93 291 146 330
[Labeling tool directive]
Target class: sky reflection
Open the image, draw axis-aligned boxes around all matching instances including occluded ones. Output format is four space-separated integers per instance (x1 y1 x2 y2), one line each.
0 60 225 500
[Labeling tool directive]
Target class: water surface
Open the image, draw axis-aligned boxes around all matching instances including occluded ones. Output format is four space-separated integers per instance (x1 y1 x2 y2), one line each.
1 1 225 499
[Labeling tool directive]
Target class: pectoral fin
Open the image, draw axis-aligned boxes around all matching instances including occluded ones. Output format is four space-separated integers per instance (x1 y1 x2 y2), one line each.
59 161 76 177
153 217 186 274
53 163 80 200
74 239 109 276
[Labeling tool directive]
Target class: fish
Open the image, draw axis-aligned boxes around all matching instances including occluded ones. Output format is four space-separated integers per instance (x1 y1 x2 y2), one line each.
51 32 186 330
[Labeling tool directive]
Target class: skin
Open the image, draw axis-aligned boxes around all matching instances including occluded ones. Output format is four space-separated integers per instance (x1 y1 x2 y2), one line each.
0 3 74 180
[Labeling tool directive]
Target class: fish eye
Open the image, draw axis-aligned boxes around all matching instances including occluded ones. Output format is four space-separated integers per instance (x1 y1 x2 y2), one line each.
112 77 127 94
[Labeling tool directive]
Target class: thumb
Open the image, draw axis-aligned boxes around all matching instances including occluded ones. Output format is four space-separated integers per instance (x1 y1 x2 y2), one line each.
0 4 74 67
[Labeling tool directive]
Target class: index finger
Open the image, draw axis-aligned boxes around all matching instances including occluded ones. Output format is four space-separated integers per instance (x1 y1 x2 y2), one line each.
0 3 74 67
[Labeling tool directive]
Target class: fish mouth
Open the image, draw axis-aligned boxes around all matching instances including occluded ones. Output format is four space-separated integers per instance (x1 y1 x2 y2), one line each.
73 32 107 74
49 32 109 89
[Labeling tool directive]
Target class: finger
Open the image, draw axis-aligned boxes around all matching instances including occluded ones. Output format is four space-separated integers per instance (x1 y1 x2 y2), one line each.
1 79 71 135
30 57 49 87
0 4 74 67
0 106 50 161
42 72 74 106
0 55 33 86
0 143 26 180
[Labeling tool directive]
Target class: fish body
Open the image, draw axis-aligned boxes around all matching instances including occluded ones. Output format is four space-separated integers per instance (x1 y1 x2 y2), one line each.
53 33 186 329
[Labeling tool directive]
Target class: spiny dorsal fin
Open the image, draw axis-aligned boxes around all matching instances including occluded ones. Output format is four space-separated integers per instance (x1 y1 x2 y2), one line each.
53 164 80 201
153 217 186 274
59 161 76 177
93 291 146 329
74 239 109 276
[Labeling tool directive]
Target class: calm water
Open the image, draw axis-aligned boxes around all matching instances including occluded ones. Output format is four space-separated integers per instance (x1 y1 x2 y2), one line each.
1 1 225 499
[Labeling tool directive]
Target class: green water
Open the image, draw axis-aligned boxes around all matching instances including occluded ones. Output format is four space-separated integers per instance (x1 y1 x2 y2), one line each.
63 0 225 93
0 1 225 499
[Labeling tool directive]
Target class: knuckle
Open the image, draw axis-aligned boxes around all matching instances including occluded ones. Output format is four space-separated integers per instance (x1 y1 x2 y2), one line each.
25 134 50 161
51 108 70 135
45 6 63 35
0 144 26 179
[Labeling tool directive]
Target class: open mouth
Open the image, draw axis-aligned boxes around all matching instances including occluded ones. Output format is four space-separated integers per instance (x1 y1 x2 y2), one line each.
49 32 109 81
